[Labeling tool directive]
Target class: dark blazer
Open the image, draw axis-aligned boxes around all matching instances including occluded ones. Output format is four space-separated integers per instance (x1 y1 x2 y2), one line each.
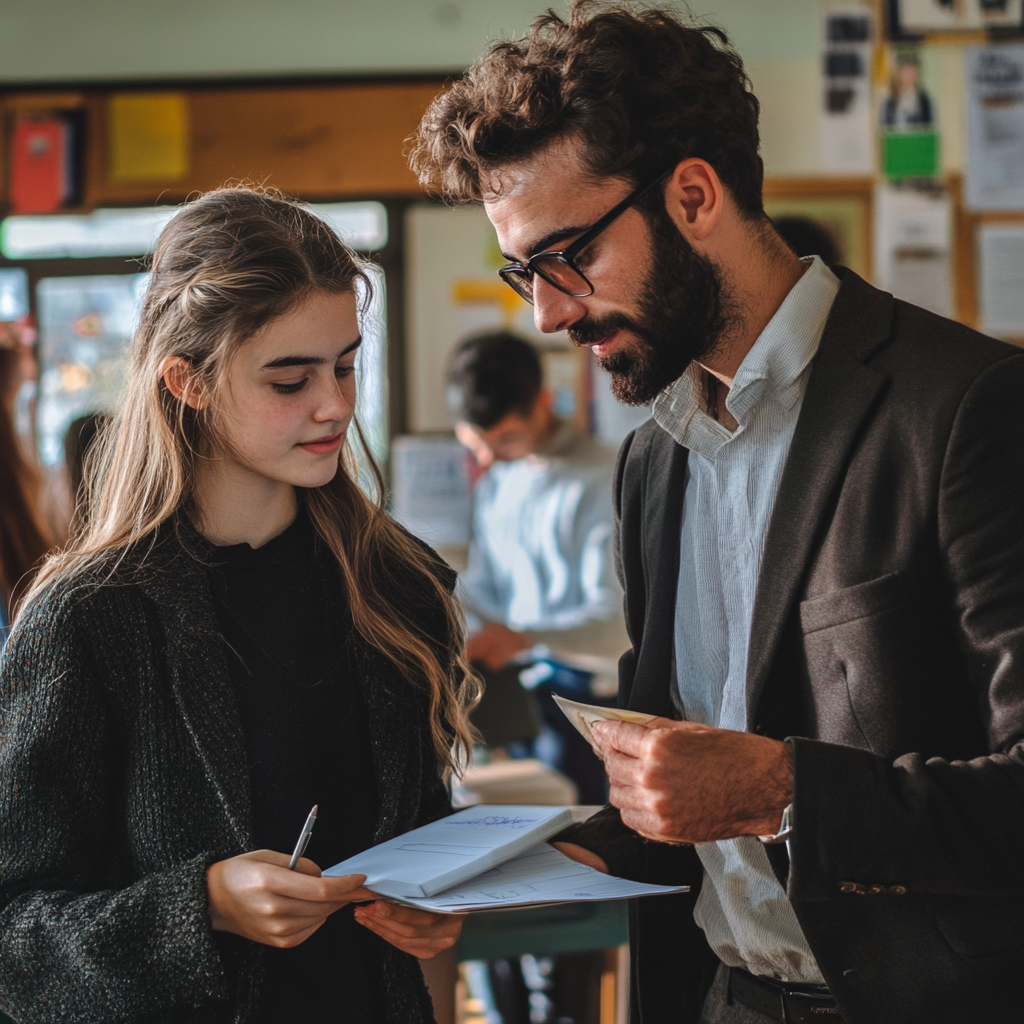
562 270 1024 1024
0 520 453 1024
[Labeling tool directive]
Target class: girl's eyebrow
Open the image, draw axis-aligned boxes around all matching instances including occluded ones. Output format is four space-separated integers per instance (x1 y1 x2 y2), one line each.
261 336 362 369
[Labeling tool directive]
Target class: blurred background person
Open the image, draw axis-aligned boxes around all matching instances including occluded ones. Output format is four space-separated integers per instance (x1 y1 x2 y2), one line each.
448 331 628 805
0 331 53 649
63 411 110 531
772 215 841 266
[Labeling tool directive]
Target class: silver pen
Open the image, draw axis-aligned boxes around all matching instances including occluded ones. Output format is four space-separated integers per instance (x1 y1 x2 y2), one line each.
288 805 318 870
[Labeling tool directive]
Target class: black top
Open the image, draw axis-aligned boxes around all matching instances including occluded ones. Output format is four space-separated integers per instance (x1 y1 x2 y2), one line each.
209 511 382 1023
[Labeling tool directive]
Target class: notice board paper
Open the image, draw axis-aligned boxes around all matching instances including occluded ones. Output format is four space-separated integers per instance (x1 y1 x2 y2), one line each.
874 184 953 318
978 224 1024 338
966 46 1024 211
109 93 189 183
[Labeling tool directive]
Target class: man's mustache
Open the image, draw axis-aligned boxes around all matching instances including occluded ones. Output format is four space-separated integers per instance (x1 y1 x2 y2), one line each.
568 312 644 348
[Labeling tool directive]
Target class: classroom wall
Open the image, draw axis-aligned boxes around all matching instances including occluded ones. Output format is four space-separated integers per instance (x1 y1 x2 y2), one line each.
0 0 841 176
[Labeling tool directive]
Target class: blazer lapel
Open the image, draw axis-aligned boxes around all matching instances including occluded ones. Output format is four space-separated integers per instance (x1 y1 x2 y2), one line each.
630 430 690 718
745 272 893 718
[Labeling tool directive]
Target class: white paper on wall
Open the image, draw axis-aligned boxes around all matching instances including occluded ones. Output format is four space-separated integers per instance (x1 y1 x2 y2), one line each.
873 184 953 318
966 45 1024 211
820 8 875 173
978 223 1024 338
390 435 472 547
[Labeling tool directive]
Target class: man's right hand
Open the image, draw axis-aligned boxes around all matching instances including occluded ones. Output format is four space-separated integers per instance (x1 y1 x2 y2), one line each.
552 842 609 874
207 850 374 948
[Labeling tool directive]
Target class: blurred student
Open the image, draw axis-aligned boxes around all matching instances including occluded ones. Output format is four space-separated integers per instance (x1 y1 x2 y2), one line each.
773 215 840 266
63 411 110 528
0 340 52 648
448 331 627 801
0 187 476 1024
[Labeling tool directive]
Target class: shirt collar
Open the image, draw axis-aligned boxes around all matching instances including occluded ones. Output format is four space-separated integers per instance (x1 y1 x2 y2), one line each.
652 256 840 456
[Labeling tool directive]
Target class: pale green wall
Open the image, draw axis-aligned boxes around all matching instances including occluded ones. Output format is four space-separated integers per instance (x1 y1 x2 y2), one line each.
0 0 851 174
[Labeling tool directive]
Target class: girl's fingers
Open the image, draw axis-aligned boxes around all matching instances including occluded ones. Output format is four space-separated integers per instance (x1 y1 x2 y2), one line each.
353 901 464 955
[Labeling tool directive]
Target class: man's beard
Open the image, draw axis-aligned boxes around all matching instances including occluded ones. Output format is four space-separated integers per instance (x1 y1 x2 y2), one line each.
568 202 734 406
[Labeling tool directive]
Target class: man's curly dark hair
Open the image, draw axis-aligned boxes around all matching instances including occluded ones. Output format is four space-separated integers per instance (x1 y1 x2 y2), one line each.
409 1 765 219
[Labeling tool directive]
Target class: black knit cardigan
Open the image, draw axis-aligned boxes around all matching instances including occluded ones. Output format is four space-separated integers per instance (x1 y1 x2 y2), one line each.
0 519 455 1024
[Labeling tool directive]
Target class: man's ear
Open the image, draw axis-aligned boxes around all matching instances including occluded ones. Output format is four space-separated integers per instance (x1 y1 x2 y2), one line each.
662 158 725 245
160 356 208 410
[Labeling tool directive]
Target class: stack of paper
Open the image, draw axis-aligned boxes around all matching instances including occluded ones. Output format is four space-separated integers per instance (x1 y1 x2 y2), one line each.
324 803 688 913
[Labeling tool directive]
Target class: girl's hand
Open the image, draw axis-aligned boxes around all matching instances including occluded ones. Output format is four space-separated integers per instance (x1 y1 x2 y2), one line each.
353 900 465 959
206 850 374 948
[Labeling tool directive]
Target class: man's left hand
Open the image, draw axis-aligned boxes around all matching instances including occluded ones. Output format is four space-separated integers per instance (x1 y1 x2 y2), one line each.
591 718 793 845
466 621 531 671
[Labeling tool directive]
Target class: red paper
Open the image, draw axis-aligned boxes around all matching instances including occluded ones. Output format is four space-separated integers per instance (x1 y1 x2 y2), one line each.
10 119 68 214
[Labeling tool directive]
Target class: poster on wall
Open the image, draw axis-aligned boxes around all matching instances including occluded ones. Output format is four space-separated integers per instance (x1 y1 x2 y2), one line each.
977 223 1024 337
821 9 875 173
873 184 953 316
895 0 1023 33
966 45 1024 210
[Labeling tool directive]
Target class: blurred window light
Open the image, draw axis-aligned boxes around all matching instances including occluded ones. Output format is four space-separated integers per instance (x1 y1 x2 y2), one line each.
0 268 30 319
309 202 388 250
2 208 179 260
2 201 387 260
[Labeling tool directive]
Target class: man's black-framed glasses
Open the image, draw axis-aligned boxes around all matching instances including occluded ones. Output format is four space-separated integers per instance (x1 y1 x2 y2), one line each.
497 166 672 305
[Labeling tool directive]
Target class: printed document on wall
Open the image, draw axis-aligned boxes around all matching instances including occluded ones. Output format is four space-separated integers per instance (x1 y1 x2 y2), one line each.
966 46 1024 211
874 185 953 317
978 224 1024 338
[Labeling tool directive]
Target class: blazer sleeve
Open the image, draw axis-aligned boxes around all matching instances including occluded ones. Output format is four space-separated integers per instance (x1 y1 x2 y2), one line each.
787 353 1024 900
0 594 230 1024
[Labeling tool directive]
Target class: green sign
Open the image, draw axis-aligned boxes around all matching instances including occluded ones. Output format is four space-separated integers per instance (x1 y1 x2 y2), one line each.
883 132 939 180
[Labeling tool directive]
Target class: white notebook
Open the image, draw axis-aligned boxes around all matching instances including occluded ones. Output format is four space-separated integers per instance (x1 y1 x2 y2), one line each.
384 843 690 914
323 805 573 898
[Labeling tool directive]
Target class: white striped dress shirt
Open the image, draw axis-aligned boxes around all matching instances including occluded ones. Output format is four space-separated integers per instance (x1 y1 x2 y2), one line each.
652 256 840 984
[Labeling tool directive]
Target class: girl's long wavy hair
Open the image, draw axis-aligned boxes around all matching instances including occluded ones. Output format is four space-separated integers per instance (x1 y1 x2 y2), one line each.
22 186 478 775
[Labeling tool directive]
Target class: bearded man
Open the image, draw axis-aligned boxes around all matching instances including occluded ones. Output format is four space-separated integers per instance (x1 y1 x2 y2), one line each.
410 4 1024 1024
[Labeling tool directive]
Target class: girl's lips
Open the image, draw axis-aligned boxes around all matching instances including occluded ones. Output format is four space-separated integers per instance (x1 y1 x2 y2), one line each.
298 433 342 455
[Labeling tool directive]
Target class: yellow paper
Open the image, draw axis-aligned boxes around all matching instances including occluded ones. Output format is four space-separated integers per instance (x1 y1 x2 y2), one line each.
108 93 189 183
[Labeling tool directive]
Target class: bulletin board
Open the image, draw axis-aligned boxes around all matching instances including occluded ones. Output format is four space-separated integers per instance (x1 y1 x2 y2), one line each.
763 176 874 281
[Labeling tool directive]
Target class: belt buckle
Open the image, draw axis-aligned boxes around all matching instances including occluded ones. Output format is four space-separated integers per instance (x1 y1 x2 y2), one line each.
782 988 842 1024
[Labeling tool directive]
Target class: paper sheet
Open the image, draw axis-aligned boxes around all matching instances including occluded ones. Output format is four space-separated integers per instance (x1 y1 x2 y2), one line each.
551 695 657 756
966 46 1024 211
387 843 688 913
978 223 1024 338
324 805 572 898
108 93 189 182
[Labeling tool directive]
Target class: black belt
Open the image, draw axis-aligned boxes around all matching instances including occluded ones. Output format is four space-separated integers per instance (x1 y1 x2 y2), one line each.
728 967 844 1023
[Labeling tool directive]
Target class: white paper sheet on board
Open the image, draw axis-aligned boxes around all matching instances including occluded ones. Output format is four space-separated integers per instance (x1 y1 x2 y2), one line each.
966 46 1024 211
978 224 1024 338
874 185 953 317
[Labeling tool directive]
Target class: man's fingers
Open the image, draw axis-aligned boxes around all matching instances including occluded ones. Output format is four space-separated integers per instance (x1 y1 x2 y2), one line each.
591 719 650 757
602 746 646 786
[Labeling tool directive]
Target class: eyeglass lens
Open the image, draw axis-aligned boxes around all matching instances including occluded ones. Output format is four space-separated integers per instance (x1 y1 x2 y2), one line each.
501 254 593 304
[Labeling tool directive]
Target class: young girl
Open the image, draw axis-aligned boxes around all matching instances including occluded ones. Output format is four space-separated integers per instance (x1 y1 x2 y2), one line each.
0 188 476 1024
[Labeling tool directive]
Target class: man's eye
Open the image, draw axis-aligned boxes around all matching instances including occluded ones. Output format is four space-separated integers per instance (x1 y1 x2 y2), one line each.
272 379 307 394
335 364 355 378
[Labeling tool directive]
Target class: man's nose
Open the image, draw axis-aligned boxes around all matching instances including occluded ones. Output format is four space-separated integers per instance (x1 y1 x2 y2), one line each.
532 276 587 335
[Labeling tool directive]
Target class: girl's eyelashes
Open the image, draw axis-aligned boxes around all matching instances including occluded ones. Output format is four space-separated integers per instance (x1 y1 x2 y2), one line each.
270 363 354 394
